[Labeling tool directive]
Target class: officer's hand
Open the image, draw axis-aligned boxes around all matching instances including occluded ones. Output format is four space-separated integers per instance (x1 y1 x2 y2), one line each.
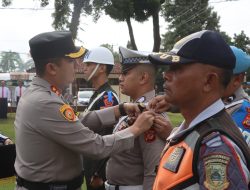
90 175 104 189
148 95 171 113
153 114 173 140
130 111 155 136
4 138 13 145
123 103 141 117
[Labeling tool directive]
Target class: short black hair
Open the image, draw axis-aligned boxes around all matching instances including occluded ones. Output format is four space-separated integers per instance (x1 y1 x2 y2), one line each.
106 65 114 75
218 68 233 88
34 57 62 77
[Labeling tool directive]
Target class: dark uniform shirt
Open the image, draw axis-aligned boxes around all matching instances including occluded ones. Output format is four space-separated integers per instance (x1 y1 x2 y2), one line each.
83 82 119 190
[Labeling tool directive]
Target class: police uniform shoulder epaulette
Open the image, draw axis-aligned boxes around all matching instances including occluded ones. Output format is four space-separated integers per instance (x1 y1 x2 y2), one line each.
202 132 222 147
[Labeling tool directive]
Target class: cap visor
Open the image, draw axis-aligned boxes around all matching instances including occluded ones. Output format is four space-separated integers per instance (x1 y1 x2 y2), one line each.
65 47 87 59
121 64 138 73
148 52 195 65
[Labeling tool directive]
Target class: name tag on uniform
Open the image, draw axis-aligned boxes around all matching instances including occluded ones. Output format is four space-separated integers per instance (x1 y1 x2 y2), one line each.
163 147 185 173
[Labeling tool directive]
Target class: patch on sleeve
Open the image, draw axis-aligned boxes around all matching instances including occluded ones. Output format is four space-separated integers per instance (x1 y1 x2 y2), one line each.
100 93 114 109
59 104 78 122
163 146 185 173
203 154 230 190
144 128 156 143
242 107 250 129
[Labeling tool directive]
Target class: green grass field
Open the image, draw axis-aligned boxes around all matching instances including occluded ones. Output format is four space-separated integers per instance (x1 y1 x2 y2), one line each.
0 112 183 190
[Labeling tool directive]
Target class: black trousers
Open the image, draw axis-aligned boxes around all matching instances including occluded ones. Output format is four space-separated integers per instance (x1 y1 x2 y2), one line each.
0 98 8 119
16 96 20 106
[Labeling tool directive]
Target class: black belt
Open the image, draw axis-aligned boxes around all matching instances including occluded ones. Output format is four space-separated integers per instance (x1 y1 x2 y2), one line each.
16 173 83 190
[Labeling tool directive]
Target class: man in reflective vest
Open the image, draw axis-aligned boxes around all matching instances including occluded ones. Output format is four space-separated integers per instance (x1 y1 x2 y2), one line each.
149 30 250 189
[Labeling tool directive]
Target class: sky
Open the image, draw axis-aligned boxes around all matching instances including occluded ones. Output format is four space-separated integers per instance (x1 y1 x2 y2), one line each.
0 0 249 61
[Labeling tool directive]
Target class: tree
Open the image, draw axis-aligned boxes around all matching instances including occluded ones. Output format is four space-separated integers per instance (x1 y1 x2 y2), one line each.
0 51 24 72
133 0 164 52
1 0 11 6
161 0 220 51
220 31 232 44
103 0 138 50
95 0 164 51
101 43 119 62
233 31 250 54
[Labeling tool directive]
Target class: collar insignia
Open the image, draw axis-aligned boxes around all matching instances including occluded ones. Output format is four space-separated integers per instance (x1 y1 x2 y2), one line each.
51 85 61 96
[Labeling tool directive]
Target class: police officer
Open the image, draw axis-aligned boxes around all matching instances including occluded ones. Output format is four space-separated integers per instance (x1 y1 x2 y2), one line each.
0 80 10 119
82 47 119 190
105 47 171 190
14 31 155 190
223 46 250 147
149 30 250 189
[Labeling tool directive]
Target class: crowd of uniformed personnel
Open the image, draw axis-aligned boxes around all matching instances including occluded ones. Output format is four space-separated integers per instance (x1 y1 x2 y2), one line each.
1 29 250 190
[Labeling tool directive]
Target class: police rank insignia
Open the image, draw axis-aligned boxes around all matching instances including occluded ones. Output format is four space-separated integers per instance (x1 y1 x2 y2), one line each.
163 147 185 173
204 154 230 190
50 85 61 96
60 104 77 122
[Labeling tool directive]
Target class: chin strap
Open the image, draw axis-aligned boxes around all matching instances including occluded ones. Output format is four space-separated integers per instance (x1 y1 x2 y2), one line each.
87 64 100 81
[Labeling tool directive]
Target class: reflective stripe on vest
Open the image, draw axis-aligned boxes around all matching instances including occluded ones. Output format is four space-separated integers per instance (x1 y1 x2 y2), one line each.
153 131 200 190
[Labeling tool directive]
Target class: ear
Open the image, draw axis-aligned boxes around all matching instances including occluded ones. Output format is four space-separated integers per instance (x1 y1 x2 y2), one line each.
203 72 219 92
232 73 244 87
139 72 149 85
98 64 106 73
45 63 57 76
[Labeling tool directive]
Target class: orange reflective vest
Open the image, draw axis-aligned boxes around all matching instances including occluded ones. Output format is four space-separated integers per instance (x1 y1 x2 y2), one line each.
153 131 199 190
153 110 250 190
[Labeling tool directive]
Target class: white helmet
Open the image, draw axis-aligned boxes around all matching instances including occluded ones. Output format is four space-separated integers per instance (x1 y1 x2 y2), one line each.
83 46 114 65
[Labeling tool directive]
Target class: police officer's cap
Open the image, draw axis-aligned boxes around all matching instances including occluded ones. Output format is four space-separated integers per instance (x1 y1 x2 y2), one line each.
29 31 87 62
149 30 236 70
230 46 250 74
119 46 152 73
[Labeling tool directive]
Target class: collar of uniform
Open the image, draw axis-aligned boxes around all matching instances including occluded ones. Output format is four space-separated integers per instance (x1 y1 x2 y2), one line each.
95 82 111 94
89 82 111 103
32 77 57 94
135 90 155 103
168 99 225 140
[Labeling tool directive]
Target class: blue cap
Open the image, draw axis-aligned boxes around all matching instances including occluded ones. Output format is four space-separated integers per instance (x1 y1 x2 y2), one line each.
149 30 236 70
230 46 250 74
